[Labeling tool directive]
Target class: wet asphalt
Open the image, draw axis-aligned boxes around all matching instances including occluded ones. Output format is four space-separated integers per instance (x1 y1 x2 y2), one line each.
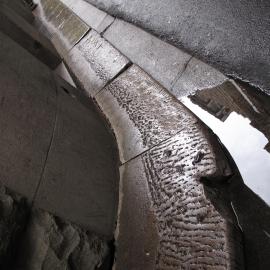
85 0 270 94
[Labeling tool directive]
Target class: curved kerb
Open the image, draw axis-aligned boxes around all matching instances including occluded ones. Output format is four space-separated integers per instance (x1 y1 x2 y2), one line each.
35 0 245 269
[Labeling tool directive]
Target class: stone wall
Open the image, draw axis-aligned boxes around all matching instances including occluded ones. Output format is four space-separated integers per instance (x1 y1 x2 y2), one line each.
0 183 109 270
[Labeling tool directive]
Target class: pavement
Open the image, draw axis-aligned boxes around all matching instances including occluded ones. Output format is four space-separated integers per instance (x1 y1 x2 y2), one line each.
85 0 270 94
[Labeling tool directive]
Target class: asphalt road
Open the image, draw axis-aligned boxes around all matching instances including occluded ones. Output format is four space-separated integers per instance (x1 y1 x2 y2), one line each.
85 0 270 94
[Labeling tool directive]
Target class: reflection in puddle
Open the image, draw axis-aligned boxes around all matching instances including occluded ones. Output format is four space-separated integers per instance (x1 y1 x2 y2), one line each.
181 81 270 205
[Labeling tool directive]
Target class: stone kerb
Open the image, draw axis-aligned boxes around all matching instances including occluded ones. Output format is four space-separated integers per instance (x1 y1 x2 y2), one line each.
34 1 245 269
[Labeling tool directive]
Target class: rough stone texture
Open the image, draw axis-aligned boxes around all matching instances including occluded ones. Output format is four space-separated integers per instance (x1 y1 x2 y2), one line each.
0 185 29 269
172 57 228 97
117 133 244 270
142 134 244 269
0 3 61 69
35 0 89 53
96 15 115 33
61 0 114 33
0 31 57 199
96 65 196 163
34 82 119 237
104 19 191 91
15 209 108 270
64 30 130 96
0 183 108 270
85 0 270 94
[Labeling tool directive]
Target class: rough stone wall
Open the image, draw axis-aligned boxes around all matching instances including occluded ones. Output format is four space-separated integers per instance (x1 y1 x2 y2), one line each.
0 185 29 269
0 183 108 270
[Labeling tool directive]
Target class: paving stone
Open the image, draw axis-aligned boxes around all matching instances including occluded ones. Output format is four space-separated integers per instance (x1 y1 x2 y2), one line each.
104 19 191 90
64 30 130 96
34 84 119 237
0 31 57 200
36 0 89 52
61 0 114 33
96 14 114 33
12 207 108 269
96 65 197 163
118 132 244 270
172 57 228 97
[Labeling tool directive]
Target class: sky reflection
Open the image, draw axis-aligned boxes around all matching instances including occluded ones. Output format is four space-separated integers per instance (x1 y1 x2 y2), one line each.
182 97 270 205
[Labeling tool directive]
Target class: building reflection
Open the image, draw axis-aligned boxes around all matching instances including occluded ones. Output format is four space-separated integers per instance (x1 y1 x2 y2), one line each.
185 81 270 269
189 81 270 153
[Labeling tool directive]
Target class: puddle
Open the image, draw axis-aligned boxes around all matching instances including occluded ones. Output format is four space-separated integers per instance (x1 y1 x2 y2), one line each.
181 80 270 205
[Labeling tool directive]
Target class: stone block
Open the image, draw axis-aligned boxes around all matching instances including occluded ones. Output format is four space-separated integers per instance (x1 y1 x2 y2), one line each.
61 0 114 33
37 0 89 52
64 30 130 96
95 65 197 163
172 57 228 97
104 19 191 90
96 15 114 33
